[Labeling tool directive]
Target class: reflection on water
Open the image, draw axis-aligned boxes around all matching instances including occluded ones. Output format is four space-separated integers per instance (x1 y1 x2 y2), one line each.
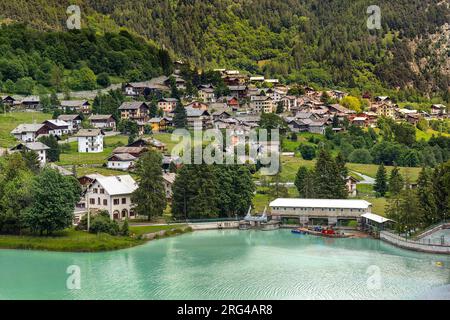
0 229 449 300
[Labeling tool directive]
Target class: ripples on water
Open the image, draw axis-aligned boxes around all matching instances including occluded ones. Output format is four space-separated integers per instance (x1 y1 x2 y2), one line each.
0 229 449 300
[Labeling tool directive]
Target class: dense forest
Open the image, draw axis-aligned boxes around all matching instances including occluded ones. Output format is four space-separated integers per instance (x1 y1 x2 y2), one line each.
0 0 449 97
0 24 172 94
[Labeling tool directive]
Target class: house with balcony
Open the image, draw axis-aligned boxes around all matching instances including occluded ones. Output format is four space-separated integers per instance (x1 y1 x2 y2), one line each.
42 119 71 136
57 114 83 132
89 114 116 130
158 98 178 113
75 129 104 153
11 123 49 142
60 100 91 114
119 102 149 123
10 142 50 166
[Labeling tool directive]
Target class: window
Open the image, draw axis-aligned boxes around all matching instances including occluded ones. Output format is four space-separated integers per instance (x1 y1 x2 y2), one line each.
100 189 105 194
122 198 127 204
93 188 98 194
97 198 100 205
113 199 119 205
103 199 107 206
89 198 95 205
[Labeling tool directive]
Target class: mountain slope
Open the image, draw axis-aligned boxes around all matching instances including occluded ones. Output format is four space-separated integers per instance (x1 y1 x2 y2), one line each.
0 0 449 95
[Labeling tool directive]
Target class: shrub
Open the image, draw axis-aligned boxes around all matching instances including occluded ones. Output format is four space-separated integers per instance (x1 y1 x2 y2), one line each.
298 144 316 160
348 148 373 164
90 216 120 235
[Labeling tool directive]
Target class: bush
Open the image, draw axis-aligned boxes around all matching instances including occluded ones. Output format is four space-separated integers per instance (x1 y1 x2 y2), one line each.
96 72 111 87
90 216 120 235
298 144 316 160
120 219 130 236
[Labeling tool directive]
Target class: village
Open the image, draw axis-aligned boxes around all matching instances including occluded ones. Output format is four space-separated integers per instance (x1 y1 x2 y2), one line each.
1 66 449 227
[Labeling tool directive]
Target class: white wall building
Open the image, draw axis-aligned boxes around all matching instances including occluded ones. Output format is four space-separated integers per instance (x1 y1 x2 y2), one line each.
107 153 136 170
10 142 50 166
10 124 48 142
84 175 138 220
75 129 104 153
269 198 372 226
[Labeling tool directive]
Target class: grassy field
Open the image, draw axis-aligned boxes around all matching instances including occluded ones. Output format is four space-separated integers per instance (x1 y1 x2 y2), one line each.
416 128 450 141
0 112 51 147
0 228 145 252
278 156 421 182
58 135 129 166
0 224 192 252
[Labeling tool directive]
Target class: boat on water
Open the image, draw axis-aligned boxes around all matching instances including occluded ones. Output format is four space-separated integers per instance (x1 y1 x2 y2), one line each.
291 227 349 238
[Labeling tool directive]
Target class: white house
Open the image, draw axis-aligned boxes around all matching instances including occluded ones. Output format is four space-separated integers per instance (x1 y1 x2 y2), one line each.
57 114 83 132
107 153 136 170
84 175 138 220
10 124 49 142
75 129 104 153
42 119 71 136
162 172 176 199
10 142 50 166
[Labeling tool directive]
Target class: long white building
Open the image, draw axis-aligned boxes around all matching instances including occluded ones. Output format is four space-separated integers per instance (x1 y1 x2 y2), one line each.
269 198 372 226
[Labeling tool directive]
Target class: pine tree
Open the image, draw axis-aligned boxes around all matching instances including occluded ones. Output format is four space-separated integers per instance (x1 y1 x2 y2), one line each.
276 101 284 114
131 150 167 220
374 164 388 197
295 166 316 198
314 148 347 199
173 102 187 129
417 167 438 226
388 166 404 196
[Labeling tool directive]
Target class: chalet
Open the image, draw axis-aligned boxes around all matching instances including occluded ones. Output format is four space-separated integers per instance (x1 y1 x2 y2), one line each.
148 117 169 133
373 103 395 118
327 104 356 116
42 119 71 136
162 155 182 171
212 110 232 121
185 107 212 129
107 153 136 171
228 85 248 99
375 96 392 104
11 124 49 142
406 114 421 125
75 129 104 153
185 101 208 111
60 100 90 114
84 175 138 220
226 96 239 109
127 137 166 151
351 116 368 127
269 198 372 226
10 142 50 166
198 87 216 102
250 96 274 114
113 146 148 158
119 102 149 123
57 114 83 132
249 76 265 82
163 74 186 90
328 90 347 100
123 81 167 98
431 104 447 116
286 118 326 135
162 172 176 200
20 96 40 110
158 98 178 113
89 114 116 130
1 95 15 107
280 96 298 112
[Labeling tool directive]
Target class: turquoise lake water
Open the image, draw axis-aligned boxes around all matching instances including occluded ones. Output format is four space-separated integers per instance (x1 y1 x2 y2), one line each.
1 229 449 300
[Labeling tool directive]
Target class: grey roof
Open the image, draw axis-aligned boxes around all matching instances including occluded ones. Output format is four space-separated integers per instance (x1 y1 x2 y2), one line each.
60 100 89 107
159 98 179 102
92 175 137 196
75 129 104 137
89 114 114 121
57 114 81 121
108 153 137 161
119 102 148 110
11 142 50 151
11 123 45 134
185 107 210 117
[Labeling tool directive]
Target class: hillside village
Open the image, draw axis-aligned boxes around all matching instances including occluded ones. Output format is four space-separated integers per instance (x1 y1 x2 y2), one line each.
1 66 449 226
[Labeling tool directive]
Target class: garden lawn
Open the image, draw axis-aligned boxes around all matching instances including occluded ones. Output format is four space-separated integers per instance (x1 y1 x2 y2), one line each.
0 112 51 148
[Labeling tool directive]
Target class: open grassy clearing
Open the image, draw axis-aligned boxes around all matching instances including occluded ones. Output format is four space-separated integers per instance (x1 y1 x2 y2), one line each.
0 112 52 148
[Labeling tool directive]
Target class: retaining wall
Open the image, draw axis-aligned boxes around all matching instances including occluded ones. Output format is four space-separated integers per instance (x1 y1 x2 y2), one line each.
380 231 450 254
